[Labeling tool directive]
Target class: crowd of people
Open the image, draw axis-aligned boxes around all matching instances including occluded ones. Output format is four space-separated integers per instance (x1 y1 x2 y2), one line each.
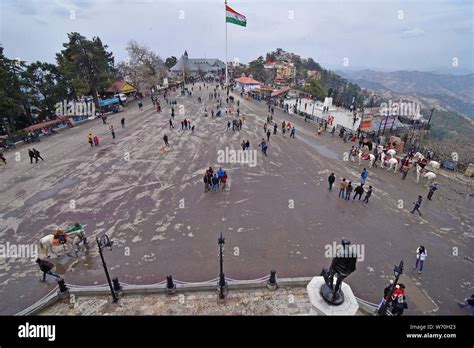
330 169 373 203
203 166 228 192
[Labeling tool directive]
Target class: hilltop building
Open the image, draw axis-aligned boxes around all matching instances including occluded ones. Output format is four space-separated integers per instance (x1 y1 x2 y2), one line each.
170 51 225 78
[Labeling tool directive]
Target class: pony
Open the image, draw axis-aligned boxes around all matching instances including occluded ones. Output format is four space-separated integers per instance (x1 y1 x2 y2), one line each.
387 149 397 158
416 164 437 186
380 153 399 172
39 224 89 258
414 152 440 171
358 150 375 168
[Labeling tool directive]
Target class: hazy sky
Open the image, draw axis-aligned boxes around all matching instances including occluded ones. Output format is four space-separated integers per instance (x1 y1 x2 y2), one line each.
1 0 473 72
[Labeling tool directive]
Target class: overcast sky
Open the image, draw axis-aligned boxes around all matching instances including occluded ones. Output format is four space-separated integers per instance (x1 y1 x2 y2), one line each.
1 0 473 72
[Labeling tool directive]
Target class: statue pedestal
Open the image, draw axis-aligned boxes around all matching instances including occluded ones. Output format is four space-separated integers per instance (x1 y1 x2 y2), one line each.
306 276 359 315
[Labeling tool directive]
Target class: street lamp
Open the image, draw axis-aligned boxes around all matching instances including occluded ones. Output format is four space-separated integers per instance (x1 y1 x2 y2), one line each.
217 233 227 301
377 260 404 316
96 234 118 303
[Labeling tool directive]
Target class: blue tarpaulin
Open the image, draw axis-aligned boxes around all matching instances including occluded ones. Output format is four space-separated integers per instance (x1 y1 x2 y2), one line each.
99 97 119 107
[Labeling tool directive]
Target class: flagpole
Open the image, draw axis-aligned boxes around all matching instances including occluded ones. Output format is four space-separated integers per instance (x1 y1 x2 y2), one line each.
225 0 228 88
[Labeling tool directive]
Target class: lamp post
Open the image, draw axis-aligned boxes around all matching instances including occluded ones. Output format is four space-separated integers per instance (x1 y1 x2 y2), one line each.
377 260 404 316
96 234 118 303
218 233 227 300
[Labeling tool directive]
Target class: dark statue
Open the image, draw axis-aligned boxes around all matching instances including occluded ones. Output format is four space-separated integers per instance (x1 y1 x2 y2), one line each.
320 239 357 305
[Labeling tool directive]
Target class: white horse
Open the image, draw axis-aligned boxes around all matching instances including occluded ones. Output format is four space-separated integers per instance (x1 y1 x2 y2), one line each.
380 153 399 172
414 152 440 171
39 226 89 258
358 150 375 168
416 164 437 185
387 149 396 158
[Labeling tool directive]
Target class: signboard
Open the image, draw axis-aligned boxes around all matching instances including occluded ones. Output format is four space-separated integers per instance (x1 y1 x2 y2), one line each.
360 119 373 130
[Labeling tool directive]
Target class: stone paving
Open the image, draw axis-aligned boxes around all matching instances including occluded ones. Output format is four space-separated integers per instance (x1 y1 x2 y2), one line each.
39 286 314 315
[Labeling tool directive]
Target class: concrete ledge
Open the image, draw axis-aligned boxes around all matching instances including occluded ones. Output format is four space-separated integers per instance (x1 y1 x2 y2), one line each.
15 276 377 316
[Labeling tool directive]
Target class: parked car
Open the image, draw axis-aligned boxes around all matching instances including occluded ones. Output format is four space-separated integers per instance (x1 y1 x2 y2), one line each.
114 93 127 104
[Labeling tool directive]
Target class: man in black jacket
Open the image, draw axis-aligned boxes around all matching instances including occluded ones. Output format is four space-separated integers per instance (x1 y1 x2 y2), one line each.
328 173 335 191
32 148 43 163
353 184 364 201
36 258 61 282
28 149 35 164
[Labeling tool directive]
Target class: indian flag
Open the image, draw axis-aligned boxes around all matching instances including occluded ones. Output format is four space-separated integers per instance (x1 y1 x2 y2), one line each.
226 5 247 27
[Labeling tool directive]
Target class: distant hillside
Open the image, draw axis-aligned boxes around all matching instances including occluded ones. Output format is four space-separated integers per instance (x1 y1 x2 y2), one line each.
336 69 474 119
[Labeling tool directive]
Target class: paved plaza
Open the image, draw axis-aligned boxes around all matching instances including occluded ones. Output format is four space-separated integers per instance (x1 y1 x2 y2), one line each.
0 84 472 315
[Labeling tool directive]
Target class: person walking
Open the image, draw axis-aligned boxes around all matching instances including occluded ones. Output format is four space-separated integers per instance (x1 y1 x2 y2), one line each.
273 123 277 135
110 125 115 139
345 181 353 200
220 171 228 191
36 258 61 282
33 148 43 162
191 125 195 134
266 130 271 142
259 139 268 157
363 185 372 203
353 184 364 201
328 173 335 191
87 133 93 147
93 136 99 146
427 182 438 200
169 119 174 129
414 246 427 274
402 162 410 180
411 195 423 215
338 178 347 198
163 134 169 147
28 149 35 163
360 168 368 185
138 101 143 110
203 171 210 192
290 126 296 138
350 146 357 162
211 174 219 192
121 117 125 128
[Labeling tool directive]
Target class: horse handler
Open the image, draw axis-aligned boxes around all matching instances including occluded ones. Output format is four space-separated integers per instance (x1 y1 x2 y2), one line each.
36 258 61 282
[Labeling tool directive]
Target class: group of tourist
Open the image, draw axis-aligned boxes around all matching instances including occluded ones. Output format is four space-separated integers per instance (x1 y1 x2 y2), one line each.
203 166 228 192
328 169 372 203
28 148 44 163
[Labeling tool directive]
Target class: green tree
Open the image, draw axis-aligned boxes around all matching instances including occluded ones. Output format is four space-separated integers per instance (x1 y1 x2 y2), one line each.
23 62 70 120
56 32 115 108
305 76 327 100
248 56 265 82
0 47 31 135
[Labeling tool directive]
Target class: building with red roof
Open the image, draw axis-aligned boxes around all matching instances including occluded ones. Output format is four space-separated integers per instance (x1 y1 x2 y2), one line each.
234 74 261 92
